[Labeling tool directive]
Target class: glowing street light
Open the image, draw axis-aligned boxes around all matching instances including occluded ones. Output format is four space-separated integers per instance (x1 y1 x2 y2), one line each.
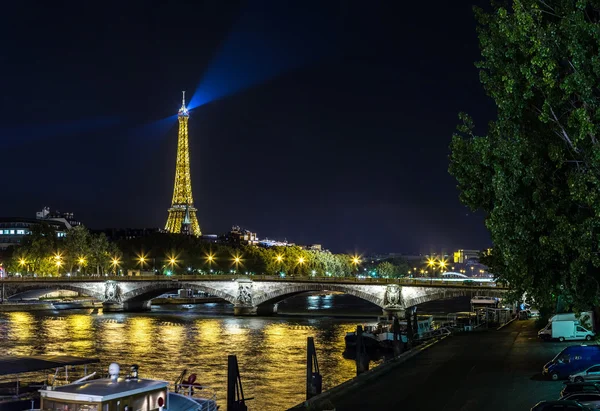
232 254 243 272
111 257 121 275
137 253 148 269
205 253 215 264
439 259 447 272
18 258 26 268
298 257 305 265
275 254 284 275
427 257 436 268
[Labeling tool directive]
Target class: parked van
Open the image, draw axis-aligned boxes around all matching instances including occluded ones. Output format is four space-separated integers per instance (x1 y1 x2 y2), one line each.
543 345 600 380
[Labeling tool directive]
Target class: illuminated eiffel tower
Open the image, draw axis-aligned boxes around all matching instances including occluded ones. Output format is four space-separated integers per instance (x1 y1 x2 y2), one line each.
165 91 201 236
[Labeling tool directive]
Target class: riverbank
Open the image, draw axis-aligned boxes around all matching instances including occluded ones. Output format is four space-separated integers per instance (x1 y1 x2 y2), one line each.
291 320 574 411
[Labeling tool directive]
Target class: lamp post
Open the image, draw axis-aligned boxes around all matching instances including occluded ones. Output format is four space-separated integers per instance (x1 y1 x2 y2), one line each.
297 256 306 276
78 256 86 276
351 256 361 277
232 254 242 274
18 258 27 276
205 253 215 274
275 254 284 275
54 253 63 277
111 257 121 275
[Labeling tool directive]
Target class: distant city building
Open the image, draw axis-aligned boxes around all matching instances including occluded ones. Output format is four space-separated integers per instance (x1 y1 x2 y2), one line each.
259 238 292 247
96 227 163 241
364 253 422 262
221 226 258 246
200 234 219 243
453 249 481 264
36 206 81 229
0 207 80 250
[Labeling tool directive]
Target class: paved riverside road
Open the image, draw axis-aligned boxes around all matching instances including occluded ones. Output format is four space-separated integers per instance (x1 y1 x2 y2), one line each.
331 320 585 411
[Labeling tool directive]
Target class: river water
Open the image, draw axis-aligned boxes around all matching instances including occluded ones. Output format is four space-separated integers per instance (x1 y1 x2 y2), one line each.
0 294 469 411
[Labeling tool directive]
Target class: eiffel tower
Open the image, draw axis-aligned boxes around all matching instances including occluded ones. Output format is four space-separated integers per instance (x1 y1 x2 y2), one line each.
164 92 201 236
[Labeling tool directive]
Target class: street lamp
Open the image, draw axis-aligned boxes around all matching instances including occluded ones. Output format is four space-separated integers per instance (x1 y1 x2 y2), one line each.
232 254 242 273
165 253 179 275
351 255 361 276
18 258 27 273
137 253 147 269
275 254 284 275
77 256 86 276
439 259 447 273
111 257 121 275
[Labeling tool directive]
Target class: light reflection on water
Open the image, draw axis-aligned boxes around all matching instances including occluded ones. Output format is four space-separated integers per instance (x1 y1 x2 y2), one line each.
0 294 469 411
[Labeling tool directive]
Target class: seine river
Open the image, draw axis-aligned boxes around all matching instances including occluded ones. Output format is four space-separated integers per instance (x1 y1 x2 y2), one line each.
0 294 469 411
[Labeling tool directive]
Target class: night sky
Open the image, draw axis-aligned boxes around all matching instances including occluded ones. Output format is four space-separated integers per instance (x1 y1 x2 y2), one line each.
0 1 496 254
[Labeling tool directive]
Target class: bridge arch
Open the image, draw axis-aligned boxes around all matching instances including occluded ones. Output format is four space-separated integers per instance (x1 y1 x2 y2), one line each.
403 288 506 308
7 284 104 301
120 282 237 305
253 284 384 308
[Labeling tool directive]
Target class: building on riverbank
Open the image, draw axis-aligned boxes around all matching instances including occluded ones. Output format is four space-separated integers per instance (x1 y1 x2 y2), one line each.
0 212 75 250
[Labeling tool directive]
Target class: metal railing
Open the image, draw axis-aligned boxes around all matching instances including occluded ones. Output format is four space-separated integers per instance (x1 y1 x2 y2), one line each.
0 274 508 289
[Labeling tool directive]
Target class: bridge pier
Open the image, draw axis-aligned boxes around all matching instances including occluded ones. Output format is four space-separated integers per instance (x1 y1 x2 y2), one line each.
382 307 405 319
233 303 278 316
102 300 151 312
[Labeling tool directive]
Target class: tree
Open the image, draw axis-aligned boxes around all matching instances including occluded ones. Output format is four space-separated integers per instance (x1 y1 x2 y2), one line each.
449 0 600 311
63 226 91 275
377 261 398 278
89 233 111 275
18 223 60 276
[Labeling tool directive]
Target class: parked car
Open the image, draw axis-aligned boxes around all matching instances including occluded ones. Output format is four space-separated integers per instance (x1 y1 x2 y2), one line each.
561 382 600 398
543 346 600 380
570 366 600 383
531 400 594 410
561 393 600 408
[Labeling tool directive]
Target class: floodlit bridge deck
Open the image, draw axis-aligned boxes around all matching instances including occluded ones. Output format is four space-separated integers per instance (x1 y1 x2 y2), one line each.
0 275 505 288
0 275 508 315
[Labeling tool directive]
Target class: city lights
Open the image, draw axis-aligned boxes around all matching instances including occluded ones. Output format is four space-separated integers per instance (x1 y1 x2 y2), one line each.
111 257 121 274
206 253 215 264
137 253 148 268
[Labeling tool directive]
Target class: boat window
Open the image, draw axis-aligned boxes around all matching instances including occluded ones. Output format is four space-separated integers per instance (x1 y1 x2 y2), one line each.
43 400 98 411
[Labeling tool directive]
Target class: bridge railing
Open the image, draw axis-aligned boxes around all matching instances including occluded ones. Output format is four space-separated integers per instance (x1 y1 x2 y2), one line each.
0 274 507 289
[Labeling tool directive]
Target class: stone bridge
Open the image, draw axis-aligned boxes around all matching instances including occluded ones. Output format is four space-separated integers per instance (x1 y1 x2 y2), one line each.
0 276 508 316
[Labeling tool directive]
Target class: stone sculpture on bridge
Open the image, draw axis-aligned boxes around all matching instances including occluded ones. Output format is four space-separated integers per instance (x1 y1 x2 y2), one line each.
104 281 122 303
382 284 404 318
234 279 256 315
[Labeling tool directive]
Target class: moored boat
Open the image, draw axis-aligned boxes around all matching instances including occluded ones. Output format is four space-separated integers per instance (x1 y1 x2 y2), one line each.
38 363 217 411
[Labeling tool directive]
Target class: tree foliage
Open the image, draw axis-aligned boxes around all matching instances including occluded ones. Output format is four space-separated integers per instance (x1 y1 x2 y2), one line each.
377 261 398 278
449 0 600 311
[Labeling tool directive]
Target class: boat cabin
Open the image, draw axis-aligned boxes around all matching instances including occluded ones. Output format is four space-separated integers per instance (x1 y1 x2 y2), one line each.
39 377 168 411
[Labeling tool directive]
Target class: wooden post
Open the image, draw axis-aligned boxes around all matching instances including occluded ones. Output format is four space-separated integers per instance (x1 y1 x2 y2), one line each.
393 316 401 358
227 355 248 411
355 325 369 375
306 337 322 400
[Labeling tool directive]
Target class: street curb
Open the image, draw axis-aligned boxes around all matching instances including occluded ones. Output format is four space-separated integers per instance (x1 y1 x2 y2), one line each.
288 335 449 410
496 316 517 331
